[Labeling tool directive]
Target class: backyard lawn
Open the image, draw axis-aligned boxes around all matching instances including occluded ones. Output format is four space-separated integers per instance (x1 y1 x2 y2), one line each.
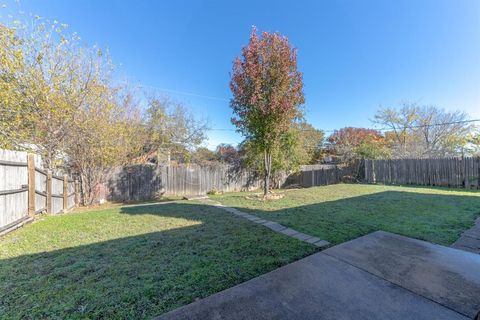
1 184 479 319
0 202 316 319
211 184 480 245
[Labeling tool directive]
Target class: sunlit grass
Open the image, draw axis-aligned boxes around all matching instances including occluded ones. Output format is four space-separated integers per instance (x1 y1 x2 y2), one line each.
211 184 480 245
0 201 316 319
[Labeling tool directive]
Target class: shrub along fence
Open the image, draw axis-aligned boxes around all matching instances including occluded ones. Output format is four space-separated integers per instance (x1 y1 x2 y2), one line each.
0 149 79 235
364 157 480 189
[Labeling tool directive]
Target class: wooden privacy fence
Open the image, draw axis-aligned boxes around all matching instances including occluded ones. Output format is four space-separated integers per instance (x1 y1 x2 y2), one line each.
0 149 79 235
106 163 358 202
296 164 358 187
106 164 261 201
364 157 480 189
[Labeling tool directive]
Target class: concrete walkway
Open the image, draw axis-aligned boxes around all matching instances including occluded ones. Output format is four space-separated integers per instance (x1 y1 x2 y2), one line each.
201 198 330 248
157 231 480 320
452 217 480 254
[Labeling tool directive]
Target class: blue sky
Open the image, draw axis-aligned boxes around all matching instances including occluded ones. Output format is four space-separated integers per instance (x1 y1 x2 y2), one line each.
1 0 479 149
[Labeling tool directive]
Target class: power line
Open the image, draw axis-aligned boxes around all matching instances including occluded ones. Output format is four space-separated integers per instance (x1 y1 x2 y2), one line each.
135 84 480 133
138 84 229 102
374 118 480 131
207 119 480 134
132 84 480 134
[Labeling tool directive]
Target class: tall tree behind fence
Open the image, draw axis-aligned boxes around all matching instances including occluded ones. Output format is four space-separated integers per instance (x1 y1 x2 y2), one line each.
365 157 480 189
0 149 78 235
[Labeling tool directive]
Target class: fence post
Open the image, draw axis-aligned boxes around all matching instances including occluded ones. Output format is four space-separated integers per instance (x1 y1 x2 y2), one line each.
63 175 68 212
46 171 52 214
477 157 480 190
74 179 80 207
27 153 35 217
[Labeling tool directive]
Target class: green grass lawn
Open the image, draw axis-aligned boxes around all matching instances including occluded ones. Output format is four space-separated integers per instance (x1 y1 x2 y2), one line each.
2 184 479 319
211 184 480 245
0 202 316 320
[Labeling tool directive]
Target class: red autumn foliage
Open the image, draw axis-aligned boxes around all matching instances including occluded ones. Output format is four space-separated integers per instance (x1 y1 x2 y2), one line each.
229 26 304 195
328 127 384 147
230 26 304 143
327 127 388 161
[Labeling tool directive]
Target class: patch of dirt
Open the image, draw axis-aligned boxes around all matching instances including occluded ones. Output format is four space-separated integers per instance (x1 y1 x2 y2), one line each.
245 192 285 201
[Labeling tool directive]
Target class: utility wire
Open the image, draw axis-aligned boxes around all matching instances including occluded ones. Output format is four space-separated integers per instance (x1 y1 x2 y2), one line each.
138 84 229 102
135 84 480 138
207 119 480 133
136 84 480 132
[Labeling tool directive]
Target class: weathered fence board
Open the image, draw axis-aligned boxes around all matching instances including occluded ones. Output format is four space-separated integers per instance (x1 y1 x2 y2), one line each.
35 168 47 213
67 180 75 209
106 163 357 202
0 149 78 234
365 157 480 189
0 150 31 232
297 164 357 187
107 164 261 201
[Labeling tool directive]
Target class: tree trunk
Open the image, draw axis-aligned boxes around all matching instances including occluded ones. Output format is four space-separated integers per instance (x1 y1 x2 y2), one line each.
263 149 272 196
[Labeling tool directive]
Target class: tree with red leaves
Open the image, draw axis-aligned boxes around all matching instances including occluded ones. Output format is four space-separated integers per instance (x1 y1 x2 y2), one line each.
327 127 390 162
230 27 304 196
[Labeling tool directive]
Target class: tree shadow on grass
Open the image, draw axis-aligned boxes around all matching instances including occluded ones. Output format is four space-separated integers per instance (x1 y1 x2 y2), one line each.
2 190 479 319
0 202 315 320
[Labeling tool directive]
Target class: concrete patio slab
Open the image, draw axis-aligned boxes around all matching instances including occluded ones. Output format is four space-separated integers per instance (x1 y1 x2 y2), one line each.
452 217 480 254
452 235 480 253
157 231 479 320
463 229 480 239
324 231 480 318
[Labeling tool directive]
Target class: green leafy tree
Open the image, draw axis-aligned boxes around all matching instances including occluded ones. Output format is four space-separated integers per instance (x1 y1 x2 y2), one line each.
374 102 473 158
0 24 28 149
0 19 116 169
327 127 390 162
0 18 142 204
190 147 219 165
463 130 480 156
293 122 324 164
66 85 141 204
230 27 304 195
143 96 208 163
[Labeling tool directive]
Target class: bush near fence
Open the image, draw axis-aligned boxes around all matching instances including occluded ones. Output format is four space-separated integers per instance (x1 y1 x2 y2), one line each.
0 149 79 235
365 157 480 189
